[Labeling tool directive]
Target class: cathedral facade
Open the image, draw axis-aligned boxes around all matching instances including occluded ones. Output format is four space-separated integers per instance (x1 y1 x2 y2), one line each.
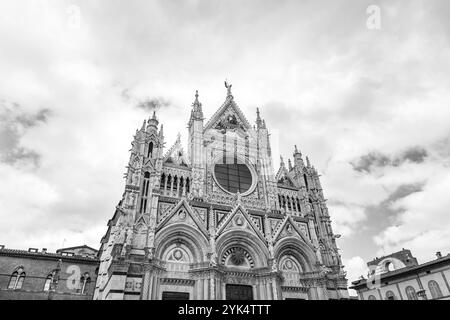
94 83 348 300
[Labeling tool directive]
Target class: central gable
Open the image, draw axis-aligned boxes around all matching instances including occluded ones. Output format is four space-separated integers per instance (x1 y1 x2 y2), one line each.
204 96 252 133
163 134 190 167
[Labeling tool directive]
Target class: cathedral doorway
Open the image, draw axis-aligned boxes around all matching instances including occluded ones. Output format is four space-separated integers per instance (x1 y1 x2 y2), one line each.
225 284 253 300
161 291 190 300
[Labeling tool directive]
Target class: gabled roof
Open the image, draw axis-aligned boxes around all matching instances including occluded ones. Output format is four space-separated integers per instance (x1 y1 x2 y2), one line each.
163 135 190 168
56 245 98 253
275 165 297 189
204 95 252 132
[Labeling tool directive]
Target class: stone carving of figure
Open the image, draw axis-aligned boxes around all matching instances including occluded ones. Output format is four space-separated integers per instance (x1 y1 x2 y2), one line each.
308 202 314 214
209 251 218 267
115 226 126 244
147 230 155 249
268 243 275 258
224 80 232 96
271 258 278 272
121 228 133 256
132 171 140 185
127 192 136 206
147 247 155 260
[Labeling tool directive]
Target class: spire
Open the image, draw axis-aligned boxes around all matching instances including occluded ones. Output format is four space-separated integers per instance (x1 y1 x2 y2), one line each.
147 110 159 131
293 145 304 168
141 120 146 131
194 90 199 104
306 156 311 167
280 155 285 167
190 89 203 121
159 124 164 138
288 159 293 171
176 132 181 143
262 119 266 129
256 107 263 129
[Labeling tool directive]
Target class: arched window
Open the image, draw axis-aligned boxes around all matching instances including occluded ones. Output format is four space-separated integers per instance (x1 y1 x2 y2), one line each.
140 172 150 213
148 141 154 158
79 273 91 294
43 274 53 292
173 176 178 192
8 267 25 290
179 176 184 197
160 173 166 190
385 261 395 272
368 295 376 300
428 280 443 299
405 286 417 300
386 290 396 300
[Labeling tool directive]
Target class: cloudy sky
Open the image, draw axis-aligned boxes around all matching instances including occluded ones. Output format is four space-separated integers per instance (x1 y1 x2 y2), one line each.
1 0 450 293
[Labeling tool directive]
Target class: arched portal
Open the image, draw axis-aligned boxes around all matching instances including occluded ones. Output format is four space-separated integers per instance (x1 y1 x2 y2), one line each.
153 223 209 300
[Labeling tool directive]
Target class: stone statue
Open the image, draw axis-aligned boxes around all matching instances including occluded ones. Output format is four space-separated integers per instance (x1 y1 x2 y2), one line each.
115 226 126 244
121 228 133 256
127 192 136 206
271 258 278 272
224 80 232 96
209 251 218 267
268 243 275 258
132 171 140 185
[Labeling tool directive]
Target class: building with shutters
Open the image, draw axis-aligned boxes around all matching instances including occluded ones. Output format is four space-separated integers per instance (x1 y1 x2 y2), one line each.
350 249 450 300
94 82 348 300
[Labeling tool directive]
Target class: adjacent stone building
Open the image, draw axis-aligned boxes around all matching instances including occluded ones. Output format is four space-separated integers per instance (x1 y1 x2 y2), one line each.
0 245 99 300
94 83 348 300
350 249 450 300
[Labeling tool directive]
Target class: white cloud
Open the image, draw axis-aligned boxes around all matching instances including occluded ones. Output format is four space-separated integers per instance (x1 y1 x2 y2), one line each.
0 0 449 285
374 167 450 262
344 256 368 296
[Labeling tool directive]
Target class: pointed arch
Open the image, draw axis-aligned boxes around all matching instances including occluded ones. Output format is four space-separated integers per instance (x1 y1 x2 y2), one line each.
148 141 154 158
216 229 270 268
274 237 318 272
8 266 25 290
155 223 209 263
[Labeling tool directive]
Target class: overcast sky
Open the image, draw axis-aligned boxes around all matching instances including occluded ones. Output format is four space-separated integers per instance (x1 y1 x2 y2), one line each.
1 0 450 293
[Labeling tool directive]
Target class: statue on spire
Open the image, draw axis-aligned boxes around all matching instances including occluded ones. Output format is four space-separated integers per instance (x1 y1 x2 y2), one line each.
280 155 285 167
224 79 232 96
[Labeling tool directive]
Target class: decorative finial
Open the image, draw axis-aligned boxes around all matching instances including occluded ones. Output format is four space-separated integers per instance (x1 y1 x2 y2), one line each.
224 79 232 96
152 110 157 120
306 156 311 167
176 132 181 142
288 159 293 170
280 155 285 166
141 119 146 130
294 145 299 154
256 107 263 129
